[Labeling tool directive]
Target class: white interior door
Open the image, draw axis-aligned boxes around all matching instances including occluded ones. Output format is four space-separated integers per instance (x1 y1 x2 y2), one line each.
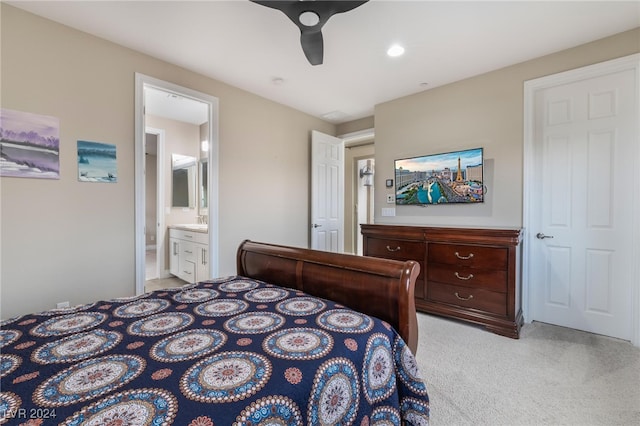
311 130 344 252
527 58 638 341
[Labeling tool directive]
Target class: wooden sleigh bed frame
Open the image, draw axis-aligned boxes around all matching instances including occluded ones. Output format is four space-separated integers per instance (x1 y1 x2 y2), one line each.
237 240 421 353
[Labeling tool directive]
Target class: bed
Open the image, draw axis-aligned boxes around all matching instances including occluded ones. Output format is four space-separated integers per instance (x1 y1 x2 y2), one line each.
0 240 429 425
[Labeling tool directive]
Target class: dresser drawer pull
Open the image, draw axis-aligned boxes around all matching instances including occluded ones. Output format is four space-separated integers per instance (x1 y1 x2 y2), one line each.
386 245 401 252
454 272 474 280
455 292 474 301
454 251 474 260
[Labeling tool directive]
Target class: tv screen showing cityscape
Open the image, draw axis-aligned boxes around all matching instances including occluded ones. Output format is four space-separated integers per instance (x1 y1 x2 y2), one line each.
395 147 484 205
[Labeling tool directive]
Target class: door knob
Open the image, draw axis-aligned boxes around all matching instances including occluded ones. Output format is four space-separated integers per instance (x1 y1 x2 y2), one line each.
536 232 554 239
312 224 321 228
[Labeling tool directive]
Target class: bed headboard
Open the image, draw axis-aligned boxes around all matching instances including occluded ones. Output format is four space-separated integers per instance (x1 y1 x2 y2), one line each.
236 240 420 353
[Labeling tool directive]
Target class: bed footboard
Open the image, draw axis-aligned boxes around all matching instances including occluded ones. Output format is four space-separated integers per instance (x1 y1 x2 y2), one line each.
237 240 420 353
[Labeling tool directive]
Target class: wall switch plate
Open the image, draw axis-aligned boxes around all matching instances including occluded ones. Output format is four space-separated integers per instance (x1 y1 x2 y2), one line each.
386 194 395 203
381 208 396 217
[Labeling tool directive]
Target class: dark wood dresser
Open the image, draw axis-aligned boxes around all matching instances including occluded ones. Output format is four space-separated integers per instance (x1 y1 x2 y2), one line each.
361 224 523 338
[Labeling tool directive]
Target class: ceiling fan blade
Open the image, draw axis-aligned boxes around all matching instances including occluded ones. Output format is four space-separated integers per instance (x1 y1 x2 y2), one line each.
300 30 324 66
250 0 369 65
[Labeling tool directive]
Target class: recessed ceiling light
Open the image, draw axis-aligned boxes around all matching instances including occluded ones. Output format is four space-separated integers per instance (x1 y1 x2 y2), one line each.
387 44 405 57
272 77 284 86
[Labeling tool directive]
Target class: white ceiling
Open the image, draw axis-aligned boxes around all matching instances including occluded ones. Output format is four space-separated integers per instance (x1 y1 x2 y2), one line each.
145 86 209 125
8 0 640 124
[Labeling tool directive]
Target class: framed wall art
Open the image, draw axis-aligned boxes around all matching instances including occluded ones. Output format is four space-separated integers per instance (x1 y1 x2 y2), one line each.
0 108 60 179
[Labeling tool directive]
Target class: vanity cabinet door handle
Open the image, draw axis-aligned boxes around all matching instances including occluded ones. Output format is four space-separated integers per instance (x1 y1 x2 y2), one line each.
386 245 401 252
454 251 474 260
455 292 474 301
202 249 207 265
173 242 178 255
454 272 474 280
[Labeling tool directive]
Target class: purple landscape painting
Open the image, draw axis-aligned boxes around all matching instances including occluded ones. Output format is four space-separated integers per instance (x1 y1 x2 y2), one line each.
0 108 60 179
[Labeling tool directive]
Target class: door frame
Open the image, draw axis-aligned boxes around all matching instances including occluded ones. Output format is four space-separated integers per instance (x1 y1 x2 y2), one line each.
523 53 640 345
352 155 375 255
134 73 220 295
145 126 165 279
340 128 374 254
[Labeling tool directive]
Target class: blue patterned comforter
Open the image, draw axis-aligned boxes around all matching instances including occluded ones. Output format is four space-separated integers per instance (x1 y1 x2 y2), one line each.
0 276 429 425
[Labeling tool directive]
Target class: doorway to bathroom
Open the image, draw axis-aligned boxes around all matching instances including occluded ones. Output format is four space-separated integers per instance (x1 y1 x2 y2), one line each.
135 74 219 295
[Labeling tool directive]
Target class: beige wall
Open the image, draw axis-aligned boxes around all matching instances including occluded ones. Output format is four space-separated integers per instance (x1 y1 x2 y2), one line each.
337 116 374 136
373 28 640 228
0 5 334 318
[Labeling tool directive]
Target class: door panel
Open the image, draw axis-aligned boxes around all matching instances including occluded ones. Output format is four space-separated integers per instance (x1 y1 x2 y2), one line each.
531 67 636 340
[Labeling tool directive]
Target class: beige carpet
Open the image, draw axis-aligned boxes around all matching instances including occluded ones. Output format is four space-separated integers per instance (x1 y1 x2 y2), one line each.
414 313 640 425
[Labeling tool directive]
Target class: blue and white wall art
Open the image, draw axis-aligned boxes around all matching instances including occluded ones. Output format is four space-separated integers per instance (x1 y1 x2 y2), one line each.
77 140 117 183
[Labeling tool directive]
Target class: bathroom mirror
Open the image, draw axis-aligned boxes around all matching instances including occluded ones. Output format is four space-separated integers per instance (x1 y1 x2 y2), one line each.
171 153 197 208
199 159 208 215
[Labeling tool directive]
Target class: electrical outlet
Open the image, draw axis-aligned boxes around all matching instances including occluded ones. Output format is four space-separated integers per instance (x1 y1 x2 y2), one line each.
386 194 395 203
56 301 70 309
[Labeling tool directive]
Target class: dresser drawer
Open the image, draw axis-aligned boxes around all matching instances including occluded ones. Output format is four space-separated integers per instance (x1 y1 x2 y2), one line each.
366 237 425 261
427 264 507 292
365 238 425 286
428 243 507 270
428 282 507 316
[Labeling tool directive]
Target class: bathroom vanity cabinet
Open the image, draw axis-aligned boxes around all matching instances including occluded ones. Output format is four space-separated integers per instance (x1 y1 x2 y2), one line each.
169 227 209 283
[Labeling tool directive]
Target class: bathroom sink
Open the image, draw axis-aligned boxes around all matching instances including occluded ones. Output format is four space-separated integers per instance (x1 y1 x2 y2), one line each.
174 223 208 232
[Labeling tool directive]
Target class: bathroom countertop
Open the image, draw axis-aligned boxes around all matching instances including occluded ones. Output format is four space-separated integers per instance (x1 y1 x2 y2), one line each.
170 224 208 233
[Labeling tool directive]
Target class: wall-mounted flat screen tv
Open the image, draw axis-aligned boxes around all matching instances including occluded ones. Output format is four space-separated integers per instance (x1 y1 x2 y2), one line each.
395 147 484 205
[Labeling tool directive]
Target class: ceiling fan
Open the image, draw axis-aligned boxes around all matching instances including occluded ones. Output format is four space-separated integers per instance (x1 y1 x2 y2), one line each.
250 0 369 66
